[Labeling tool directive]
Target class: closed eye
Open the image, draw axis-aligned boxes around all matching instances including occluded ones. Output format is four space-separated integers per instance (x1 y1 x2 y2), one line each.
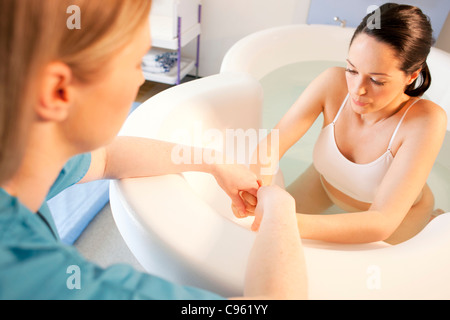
371 78 385 86
346 68 385 86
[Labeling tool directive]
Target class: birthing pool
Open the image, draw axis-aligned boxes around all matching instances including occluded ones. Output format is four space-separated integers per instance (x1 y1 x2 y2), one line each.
110 25 450 299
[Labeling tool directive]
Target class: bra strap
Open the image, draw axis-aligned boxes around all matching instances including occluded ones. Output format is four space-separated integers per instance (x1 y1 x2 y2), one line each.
332 93 350 124
387 98 421 151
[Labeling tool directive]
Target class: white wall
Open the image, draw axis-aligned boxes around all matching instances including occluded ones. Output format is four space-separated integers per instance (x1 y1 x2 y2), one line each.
183 0 450 78
436 12 450 53
183 0 311 77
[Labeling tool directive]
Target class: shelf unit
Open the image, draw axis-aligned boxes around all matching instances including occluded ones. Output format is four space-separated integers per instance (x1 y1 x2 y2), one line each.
145 0 202 85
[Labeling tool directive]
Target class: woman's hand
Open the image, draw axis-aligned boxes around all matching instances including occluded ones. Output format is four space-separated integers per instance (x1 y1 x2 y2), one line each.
251 185 296 231
230 173 273 222
231 163 274 220
232 185 296 232
231 191 258 219
210 163 260 217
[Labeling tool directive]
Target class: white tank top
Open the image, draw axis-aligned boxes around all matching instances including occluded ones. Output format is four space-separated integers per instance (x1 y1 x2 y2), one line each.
313 94 420 203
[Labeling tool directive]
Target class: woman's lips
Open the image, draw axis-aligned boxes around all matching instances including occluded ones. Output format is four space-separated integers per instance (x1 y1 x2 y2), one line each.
352 97 370 107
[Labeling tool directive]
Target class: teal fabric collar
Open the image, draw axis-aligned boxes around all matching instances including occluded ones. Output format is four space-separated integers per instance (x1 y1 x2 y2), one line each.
0 153 92 244
0 188 59 243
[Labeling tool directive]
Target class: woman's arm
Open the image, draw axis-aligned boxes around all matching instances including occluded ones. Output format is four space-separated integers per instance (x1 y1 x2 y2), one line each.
237 68 340 218
298 100 447 243
235 186 307 300
250 67 339 186
80 136 260 215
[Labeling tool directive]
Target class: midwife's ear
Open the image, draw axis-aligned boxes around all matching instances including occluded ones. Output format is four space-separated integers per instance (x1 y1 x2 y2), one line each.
36 62 74 122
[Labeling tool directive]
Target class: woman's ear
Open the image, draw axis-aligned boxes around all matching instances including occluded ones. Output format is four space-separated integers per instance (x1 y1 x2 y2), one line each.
37 62 74 122
407 68 422 85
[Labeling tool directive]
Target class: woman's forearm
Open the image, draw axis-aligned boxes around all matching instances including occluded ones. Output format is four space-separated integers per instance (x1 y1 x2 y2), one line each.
243 187 307 299
297 210 392 244
103 136 217 180
96 136 260 215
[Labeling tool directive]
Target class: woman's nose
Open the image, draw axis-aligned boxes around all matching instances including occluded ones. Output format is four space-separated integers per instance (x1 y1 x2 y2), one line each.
354 79 368 96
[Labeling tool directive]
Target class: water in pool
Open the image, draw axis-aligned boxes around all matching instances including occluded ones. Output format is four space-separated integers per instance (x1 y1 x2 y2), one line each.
260 60 450 212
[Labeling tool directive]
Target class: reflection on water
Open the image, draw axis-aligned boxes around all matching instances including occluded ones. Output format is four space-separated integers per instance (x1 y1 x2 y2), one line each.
260 60 450 212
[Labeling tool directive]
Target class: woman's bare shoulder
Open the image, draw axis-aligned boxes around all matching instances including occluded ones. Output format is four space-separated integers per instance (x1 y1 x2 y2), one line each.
402 98 448 146
318 66 347 87
316 67 349 118
316 66 348 96
408 98 447 129
294 66 347 109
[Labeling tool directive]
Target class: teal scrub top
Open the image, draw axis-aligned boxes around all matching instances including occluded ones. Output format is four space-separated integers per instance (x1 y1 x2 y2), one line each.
0 154 224 300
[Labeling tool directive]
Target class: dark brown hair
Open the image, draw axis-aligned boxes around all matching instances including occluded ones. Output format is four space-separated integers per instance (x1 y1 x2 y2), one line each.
351 3 434 97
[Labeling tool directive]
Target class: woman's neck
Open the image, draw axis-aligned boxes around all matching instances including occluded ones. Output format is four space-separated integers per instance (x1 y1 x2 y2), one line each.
1 126 72 213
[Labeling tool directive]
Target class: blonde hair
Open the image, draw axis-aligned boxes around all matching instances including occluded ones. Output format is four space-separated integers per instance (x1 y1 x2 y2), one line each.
0 0 152 183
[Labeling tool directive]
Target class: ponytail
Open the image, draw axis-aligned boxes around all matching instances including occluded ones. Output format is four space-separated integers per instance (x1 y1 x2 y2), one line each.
405 62 432 97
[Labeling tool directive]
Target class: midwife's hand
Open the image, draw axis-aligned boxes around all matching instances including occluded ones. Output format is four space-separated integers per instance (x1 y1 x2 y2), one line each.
211 163 260 217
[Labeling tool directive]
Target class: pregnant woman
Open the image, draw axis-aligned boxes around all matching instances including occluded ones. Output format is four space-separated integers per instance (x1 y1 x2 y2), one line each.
242 3 447 245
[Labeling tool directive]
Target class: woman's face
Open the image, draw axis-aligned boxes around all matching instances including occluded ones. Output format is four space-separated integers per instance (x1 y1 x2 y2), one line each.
345 33 417 115
63 20 151 153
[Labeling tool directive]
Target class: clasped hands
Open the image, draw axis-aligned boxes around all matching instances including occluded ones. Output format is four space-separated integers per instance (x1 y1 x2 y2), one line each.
211 163 291 232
